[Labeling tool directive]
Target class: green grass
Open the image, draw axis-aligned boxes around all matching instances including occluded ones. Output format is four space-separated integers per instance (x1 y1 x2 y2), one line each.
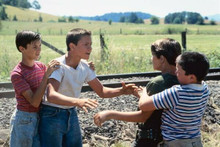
1 34 220 81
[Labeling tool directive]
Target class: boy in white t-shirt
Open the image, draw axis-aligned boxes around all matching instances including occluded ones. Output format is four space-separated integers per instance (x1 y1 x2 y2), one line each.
39 28 137 147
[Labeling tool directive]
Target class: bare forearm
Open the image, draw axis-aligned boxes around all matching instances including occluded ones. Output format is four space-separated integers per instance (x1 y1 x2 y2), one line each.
100 87 124 98
30 74 48 107
47 91 80 106
105 110 150 122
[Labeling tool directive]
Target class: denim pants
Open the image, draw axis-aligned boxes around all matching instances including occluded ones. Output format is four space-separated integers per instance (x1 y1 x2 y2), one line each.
158 137 203 147
39 105 82 147
10 109 40 147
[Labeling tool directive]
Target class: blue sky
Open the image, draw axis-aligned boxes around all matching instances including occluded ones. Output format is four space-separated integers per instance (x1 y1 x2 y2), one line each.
35 0 220 17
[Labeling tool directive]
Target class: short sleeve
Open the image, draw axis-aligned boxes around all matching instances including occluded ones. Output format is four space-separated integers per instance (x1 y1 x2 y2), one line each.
11 72 30 94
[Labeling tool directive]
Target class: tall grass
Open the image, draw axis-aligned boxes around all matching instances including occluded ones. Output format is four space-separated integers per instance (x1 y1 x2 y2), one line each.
1 34 220 81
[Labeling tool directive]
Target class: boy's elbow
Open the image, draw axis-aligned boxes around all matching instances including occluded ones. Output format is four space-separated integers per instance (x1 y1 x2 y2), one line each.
139 101 148 111
32 102 40 108
97 93 105 98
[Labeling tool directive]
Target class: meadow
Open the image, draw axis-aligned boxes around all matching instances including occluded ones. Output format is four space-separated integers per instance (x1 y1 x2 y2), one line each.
0 21 220 81
0 8 220 146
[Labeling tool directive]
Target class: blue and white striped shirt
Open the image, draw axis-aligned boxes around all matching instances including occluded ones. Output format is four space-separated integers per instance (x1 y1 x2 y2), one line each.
152 81 209 141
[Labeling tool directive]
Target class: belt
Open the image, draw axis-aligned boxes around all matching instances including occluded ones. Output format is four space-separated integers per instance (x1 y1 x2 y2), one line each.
136 128 162 141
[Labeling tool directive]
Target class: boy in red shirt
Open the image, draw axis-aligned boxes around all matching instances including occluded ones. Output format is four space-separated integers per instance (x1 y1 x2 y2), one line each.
10 30 60 147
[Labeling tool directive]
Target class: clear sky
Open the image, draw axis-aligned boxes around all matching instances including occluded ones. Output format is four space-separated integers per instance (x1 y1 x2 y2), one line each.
35 0 220 17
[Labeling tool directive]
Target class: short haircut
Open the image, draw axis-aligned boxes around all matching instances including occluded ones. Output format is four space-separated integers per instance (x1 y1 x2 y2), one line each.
176 52 210 82
15 30 41 52
66 28 91 51
151 38 182 66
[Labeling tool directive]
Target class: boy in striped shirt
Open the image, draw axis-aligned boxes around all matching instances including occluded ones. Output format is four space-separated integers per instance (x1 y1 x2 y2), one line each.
10 30 60 147
138 51 210 147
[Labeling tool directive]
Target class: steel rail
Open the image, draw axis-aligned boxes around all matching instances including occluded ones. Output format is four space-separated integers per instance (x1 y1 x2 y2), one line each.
1 68 220 98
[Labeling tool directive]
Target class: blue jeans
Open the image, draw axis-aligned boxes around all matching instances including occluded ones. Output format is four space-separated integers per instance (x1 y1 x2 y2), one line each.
39 105 82 147
158 137 203 147
10 109 40 147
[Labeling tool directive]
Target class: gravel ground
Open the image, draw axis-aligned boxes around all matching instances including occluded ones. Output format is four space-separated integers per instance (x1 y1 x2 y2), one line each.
0 80 219 146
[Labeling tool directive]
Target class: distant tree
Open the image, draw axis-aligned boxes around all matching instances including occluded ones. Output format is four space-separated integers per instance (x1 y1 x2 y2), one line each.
13 15 17 21
128 13 138 23
75 18 79 23
0 6 8 20
173 17 181 24
186 12 204 24
210 20 216 25
165 12 185 24
0 19 1 26
108 19 112 25
119 16 125 22
38 14 42 22
204 16 208 20
17 0 32 9
0 0 40 9
31 0 41 10
150 16 159 24
68 16 74 22
136 18 144 24
58 16 66 22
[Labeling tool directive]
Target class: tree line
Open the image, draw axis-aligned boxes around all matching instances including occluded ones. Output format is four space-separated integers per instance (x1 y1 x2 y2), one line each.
0 0 40 9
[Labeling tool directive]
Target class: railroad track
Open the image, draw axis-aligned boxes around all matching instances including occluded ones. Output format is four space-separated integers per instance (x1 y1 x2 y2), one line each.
1 68 220 98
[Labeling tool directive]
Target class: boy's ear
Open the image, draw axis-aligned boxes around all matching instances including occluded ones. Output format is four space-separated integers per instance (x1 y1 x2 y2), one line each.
69 43 76 50
189 74 197 83
160 55 166 63
18 46 25 52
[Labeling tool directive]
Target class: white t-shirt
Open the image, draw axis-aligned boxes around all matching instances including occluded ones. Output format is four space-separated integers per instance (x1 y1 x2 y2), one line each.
42 55 96 109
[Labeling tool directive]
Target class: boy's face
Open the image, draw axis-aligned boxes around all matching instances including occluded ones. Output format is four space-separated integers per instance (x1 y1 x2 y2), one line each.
151 53 161 71
176 63 188 84
175 63 191 84
74 35 92 60
21 40 41 60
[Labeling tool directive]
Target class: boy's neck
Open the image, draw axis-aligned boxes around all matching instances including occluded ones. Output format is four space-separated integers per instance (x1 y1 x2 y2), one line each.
21 58 35 67
65 53 80 69
161 64 176 75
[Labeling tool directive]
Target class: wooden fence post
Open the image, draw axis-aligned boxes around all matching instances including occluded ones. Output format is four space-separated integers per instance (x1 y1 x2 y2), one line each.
181 31 187 51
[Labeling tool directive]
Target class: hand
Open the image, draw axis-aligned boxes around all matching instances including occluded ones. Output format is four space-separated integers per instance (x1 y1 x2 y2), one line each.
45 60 60 78
133 86 144 98
77 98 98 113
94 111 110 127
88 61 95 71
121 81 138 95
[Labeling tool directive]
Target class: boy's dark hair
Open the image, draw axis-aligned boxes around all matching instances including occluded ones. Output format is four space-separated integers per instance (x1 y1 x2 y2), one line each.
15 30 41 52
177 51 210 82
151 38 182 66
66 28 91 51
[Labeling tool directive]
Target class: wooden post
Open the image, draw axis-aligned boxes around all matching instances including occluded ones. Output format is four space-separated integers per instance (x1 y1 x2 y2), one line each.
181 31 186 51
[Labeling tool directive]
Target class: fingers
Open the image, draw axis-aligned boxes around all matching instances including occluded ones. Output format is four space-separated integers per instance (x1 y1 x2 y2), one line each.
45 60 60 77
82 106 88 113
81 99 99 113
88 61 95 71
48 60 60 69
94 113 102 127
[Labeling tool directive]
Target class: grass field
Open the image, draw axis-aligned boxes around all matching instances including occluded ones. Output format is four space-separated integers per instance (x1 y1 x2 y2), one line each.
0 5 220 147
0 22 220 81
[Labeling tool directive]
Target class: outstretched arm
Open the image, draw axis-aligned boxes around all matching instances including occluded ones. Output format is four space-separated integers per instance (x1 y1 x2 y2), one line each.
88 78 138 98
93 110 153 127
47 79 98 113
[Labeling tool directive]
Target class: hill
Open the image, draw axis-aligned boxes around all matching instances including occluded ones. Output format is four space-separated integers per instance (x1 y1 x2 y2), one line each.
77 12 152 22
4 5 59 22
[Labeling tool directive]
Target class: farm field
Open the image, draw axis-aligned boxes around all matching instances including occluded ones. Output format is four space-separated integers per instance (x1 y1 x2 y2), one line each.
0 7 220 146
0 21 220 81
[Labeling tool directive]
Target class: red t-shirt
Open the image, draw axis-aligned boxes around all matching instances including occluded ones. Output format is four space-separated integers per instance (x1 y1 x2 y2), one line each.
11 61 46 112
